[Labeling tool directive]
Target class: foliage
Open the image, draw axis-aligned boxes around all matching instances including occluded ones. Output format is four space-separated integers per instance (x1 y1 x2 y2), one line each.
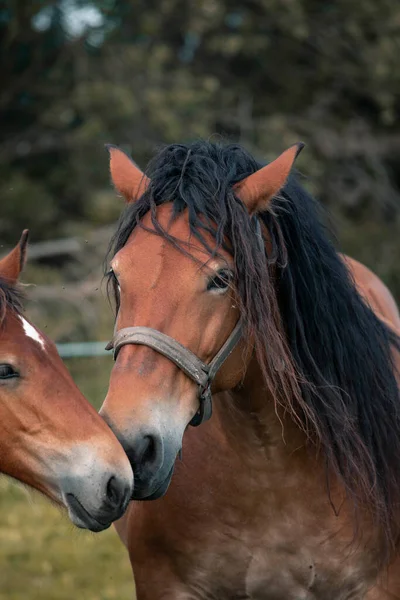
1 0 399 295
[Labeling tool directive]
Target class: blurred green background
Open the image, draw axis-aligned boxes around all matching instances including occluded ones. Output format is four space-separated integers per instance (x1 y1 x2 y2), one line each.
0 0 399 597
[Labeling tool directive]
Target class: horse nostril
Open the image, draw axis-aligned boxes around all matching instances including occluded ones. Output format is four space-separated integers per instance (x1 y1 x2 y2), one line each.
142 435 156 466
106 476 118 505
105 475 130 510
125 433 163 476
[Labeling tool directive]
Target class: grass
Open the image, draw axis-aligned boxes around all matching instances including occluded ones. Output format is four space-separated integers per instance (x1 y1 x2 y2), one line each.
0 357 135 600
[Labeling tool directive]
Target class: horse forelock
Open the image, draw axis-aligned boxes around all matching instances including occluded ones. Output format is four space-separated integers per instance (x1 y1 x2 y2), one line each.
0 277 24 327
108 139 400 549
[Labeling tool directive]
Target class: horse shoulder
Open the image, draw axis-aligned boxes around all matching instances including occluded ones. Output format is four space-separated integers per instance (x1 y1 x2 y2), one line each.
341 254 400 333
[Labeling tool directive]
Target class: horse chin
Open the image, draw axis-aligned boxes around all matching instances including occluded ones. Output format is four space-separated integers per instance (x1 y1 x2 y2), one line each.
64 493 112 533
133 463 175 501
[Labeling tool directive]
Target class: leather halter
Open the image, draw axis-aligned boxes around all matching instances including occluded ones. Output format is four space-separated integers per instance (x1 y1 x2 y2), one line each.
106 318 243 426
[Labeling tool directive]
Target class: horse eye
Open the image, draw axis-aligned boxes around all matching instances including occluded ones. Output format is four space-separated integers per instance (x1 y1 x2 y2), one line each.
107 269 120 292
0 364 19 380
107 268 117 281
207 269 233 293
107 268 121 314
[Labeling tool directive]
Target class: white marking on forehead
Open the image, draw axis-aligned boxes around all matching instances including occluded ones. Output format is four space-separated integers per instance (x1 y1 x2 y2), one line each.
19 316 46 350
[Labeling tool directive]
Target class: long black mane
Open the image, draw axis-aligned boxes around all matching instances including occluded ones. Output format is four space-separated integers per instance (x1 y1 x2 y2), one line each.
0 277 23 325
109 140 400 545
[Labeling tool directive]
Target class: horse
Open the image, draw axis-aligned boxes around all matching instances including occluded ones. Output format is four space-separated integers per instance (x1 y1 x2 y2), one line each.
100 140 400 599
0 231 133 532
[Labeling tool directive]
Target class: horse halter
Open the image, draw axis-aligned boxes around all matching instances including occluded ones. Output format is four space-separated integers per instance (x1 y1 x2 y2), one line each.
106 318 243 427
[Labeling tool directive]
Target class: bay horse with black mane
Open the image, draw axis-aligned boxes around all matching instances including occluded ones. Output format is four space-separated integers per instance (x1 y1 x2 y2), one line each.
101 141 400 599
0 232 133 532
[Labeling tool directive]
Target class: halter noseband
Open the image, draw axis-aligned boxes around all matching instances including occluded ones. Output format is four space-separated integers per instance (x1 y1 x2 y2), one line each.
106 319 243 426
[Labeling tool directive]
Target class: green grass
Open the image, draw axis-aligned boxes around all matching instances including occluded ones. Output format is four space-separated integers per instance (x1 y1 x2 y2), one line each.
0 357 136 600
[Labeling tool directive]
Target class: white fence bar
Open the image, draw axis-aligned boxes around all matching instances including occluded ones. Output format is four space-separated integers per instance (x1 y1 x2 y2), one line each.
57 342 110 358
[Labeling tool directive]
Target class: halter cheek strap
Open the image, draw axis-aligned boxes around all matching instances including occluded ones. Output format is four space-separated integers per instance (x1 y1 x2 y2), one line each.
106 319 243 427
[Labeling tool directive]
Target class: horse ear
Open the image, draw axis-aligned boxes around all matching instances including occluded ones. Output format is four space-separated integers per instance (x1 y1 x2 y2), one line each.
0 230 29 283
106 145 150 203
234 143 304 214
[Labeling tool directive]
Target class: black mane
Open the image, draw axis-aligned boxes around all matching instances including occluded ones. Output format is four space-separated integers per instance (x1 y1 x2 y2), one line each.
109 140 400 546
0 277 24 325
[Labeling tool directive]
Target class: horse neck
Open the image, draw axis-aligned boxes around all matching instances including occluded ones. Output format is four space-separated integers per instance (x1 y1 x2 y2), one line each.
214 354 308 467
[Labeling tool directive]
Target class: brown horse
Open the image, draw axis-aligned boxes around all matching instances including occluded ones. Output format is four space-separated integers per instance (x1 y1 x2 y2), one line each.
0 231 133 532
101 141 400 598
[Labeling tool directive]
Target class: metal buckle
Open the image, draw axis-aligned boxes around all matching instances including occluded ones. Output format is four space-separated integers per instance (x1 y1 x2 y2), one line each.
189 383 212 427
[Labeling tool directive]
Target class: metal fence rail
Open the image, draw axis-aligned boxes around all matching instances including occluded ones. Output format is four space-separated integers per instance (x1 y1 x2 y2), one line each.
56 342 110 358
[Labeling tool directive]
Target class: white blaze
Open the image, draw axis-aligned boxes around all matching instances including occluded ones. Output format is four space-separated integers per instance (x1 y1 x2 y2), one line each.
19 316 46 350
